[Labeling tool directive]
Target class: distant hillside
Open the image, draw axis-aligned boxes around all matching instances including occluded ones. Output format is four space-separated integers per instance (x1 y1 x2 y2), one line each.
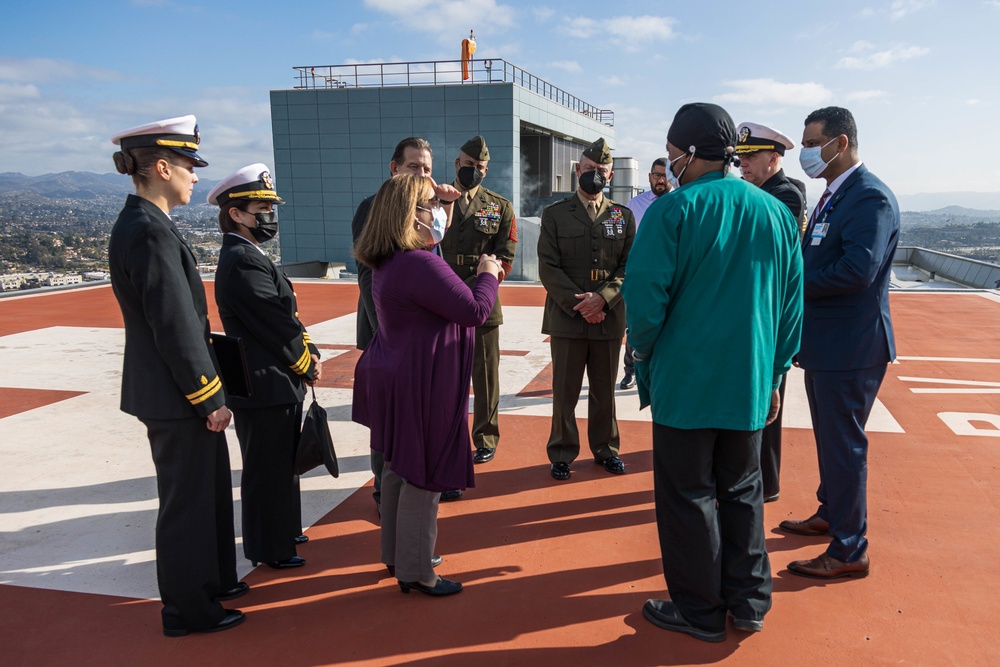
0 171 218 201
896 192 1000 212
901 206 1000 229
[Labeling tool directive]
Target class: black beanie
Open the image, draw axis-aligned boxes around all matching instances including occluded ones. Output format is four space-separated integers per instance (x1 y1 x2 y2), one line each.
667 103 737 161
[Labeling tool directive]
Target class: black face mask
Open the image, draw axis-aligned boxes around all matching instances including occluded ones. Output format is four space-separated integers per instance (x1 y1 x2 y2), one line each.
457 166 484 190
579 170 606 195
243 211 278 243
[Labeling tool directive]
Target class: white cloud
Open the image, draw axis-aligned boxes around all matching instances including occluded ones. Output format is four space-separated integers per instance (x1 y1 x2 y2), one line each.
533 7 555 21
846 90 888 101
549 60 581 73
967 98 981 105
835 44 929 69
985 0 1000 7
564 15 676 50
0 83 41 101
713 79 834 108
352 23 369 35
601 75 626 87
847 40 875 53
889 0 935 20
0 57 124 84
364 0 515 31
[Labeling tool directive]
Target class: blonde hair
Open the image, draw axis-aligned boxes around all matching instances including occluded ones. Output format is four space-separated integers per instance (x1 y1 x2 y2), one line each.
354 174 432 268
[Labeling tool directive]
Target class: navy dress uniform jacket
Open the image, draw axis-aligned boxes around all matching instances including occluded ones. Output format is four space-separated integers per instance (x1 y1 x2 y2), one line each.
214 235 318 408
761 169 807 227
109 194 226 418
797 164 899 371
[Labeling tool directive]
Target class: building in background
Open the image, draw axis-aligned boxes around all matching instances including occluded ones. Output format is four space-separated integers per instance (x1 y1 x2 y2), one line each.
269 59 622 277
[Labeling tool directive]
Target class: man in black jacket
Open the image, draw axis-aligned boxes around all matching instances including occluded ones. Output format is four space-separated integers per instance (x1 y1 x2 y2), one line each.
735 121 808 504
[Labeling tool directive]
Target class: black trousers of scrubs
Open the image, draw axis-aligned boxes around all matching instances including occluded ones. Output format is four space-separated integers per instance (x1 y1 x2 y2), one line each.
233 403 303 564
652 422 772 632
142 416 238 631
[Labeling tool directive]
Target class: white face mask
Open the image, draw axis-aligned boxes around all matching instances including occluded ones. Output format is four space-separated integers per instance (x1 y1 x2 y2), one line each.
416 204 448 245
799 137 839 179
666 147 694 189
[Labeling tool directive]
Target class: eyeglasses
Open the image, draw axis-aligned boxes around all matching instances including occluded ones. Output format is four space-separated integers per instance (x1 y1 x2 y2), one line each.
649 173 668 181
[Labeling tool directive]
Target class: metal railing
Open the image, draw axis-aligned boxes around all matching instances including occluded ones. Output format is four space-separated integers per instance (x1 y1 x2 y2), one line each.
291 59 614 126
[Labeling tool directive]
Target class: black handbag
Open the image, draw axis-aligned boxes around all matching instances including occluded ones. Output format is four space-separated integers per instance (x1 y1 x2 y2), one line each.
295 386 339 477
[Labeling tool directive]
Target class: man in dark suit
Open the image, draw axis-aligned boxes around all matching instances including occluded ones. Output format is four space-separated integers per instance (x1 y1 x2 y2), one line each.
351 137 462 508
780 106 899 580
538 138 635 480
735 121 808 503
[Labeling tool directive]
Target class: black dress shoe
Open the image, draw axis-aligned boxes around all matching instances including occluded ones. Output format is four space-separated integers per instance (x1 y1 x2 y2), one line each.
642 599 725 643
163 609 245 637
398 577 463 596
619 373 636 389
763 493 779 503
598 455 627 475
440 490 463 502
386 555 442 577
295 534 309 544
473 447 495 464
251 556 305 569
215 582 249 601
550 462 571 480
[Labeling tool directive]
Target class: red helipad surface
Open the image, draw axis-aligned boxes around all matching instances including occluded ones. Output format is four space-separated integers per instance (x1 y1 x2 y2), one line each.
1 284 998 666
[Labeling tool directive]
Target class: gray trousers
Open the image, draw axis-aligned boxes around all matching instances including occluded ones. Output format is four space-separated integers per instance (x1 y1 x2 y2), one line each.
380 467 440 583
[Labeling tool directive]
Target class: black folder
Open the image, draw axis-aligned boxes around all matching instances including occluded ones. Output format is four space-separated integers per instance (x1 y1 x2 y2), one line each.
210 333 252 399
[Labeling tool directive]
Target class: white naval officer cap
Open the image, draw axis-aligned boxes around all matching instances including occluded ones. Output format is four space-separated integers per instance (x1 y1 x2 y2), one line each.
207 163 285 207
735 122 795 155
111 114 207 167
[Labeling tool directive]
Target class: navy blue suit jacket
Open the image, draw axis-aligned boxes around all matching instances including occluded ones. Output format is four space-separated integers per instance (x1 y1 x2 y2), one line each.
797 164 899 371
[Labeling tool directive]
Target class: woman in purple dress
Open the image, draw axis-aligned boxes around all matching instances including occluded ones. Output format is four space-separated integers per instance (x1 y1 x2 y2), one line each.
353 174 500 596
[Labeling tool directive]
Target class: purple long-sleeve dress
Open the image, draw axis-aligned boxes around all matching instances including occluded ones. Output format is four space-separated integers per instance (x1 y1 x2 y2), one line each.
352 249 498 492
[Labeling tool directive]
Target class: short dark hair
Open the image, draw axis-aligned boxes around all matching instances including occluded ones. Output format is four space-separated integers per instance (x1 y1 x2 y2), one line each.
804 106 858 151
651 158 667 170
218 200 249 234
390 137 432 165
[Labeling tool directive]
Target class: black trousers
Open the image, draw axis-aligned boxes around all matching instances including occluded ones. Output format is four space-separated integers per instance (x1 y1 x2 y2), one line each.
760 374 786 497
652 422 772 632
141 416 238 631
233 403 302 563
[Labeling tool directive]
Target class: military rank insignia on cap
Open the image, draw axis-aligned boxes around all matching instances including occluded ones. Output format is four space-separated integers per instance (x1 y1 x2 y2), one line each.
460 135 490 161
735 122 795 155
583 137 613 164
207 163 285 207
111 114 207 167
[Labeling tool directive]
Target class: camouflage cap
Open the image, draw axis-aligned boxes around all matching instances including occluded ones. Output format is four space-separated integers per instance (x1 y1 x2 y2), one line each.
583 137 613 164
460 135 490 161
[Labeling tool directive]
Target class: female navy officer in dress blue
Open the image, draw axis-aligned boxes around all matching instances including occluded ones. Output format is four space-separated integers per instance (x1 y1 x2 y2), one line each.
108 115 246 636
352 174 499 596
209 164 322 570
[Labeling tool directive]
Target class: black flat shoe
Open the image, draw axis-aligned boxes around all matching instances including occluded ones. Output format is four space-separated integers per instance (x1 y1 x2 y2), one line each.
215 582 249 601
398 577 463 596
295 534 309 544
440 490 463 502
386 555 442 577
551 462 571 480
473 447 496 464
597 456 627 475
163 609 245 637
619 373 636 389
251 556 306 569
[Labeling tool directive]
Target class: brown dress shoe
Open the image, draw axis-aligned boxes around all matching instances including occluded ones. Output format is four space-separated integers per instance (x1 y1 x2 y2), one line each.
778 513 830 536
788 552 869 580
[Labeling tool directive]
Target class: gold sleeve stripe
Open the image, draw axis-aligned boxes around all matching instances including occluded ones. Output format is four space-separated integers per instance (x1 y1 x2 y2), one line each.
289 347 311 374
186 377 222 404
156 139 200 149
302 332 313 344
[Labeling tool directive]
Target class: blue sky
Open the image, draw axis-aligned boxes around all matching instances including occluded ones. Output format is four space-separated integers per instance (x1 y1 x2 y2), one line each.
1 0 998 206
